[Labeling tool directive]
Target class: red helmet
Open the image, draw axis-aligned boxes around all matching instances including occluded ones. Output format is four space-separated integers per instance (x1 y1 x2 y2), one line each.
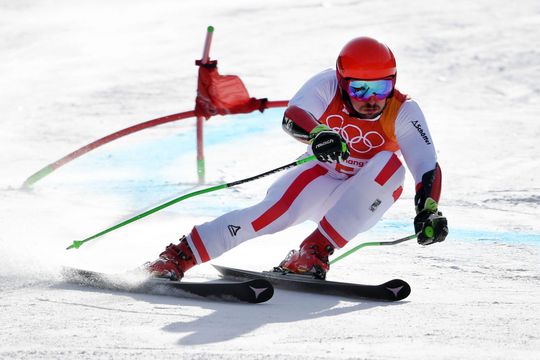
336 37 396 85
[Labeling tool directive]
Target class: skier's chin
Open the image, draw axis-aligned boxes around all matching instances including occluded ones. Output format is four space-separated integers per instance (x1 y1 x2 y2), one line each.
357 108 383 120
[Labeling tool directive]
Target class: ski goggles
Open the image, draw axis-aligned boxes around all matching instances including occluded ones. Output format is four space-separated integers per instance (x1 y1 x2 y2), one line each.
347 79 394 101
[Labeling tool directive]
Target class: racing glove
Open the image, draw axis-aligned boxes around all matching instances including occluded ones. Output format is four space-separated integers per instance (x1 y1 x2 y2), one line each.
414 197 449 245
309 124 349 163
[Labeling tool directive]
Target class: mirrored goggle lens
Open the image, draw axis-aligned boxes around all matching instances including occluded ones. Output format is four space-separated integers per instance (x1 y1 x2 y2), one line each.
348 79 394 100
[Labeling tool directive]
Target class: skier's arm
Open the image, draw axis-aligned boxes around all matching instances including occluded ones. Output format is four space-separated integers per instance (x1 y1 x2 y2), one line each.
282 106 350 162
282 105 320 144
283 69 338 144
395 100 448 245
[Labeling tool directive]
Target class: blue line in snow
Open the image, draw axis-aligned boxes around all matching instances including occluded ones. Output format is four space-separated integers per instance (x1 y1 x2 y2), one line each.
58 108 284 207
373 219 540 246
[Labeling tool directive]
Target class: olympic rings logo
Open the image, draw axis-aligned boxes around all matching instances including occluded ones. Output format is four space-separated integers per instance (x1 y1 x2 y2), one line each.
325 115 385 153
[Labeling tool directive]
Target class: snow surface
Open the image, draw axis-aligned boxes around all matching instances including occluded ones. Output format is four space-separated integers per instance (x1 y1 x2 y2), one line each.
1 0 539 359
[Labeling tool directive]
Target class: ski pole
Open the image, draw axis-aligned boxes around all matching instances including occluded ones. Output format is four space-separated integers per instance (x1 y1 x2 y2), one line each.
329 233 417 265
66 155 317 250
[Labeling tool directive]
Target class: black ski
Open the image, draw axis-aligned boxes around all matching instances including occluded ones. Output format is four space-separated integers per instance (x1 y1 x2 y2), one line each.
213 265 410 301
61 267 274 304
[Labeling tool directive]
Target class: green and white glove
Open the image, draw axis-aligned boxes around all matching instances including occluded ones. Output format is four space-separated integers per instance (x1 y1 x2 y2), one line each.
309 124 349 163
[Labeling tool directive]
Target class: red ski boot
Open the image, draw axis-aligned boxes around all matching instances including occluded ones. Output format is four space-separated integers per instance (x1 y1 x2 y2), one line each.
278 229 334 279
145 236 197 281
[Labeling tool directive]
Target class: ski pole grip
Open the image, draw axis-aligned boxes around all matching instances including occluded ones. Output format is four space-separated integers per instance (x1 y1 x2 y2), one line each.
424 225 434 238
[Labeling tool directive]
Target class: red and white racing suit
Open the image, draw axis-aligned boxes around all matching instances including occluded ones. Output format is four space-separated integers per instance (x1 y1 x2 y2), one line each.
185 69 439 264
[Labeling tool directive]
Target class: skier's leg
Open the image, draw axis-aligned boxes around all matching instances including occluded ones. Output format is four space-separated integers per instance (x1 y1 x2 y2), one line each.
318 151 405 248
279 151 405 277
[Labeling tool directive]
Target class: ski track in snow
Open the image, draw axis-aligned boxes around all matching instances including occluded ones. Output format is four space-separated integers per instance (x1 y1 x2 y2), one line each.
1 0 539 359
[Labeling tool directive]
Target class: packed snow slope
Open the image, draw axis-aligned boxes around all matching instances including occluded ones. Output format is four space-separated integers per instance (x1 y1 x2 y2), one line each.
1 0 539 359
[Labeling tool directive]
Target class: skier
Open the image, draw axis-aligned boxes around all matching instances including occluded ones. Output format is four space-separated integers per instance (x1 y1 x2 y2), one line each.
145 36 448 280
